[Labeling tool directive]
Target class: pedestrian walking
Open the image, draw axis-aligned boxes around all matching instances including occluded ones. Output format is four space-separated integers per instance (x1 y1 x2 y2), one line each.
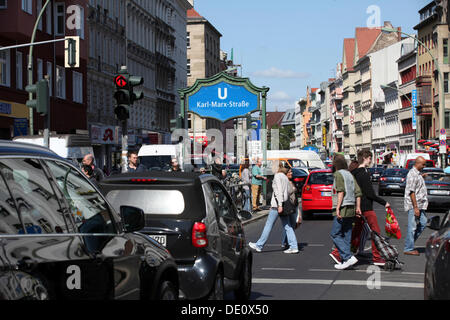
281 168 301 249
81 164 98 188
212 157 226 180
241 161 252 212
404 156 428 256
82 154 104 183
330 154 363 270
249 162 299 254
330 150 391 266
251 158 268 212
126 151 146 173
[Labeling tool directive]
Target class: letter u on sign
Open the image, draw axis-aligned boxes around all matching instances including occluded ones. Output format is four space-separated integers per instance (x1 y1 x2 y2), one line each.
218 88 228 100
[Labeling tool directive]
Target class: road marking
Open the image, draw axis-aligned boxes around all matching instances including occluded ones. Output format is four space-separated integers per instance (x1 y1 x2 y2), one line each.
261 268 296 271
252 278 424 289
309 269 424 276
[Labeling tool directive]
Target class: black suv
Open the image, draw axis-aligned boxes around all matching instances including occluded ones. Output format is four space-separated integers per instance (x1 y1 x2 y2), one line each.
100 172 253 300
0 141 179 300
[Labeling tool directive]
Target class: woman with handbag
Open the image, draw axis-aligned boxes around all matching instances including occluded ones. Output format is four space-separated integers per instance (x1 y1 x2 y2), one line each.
281 168 302 249
249 162 299 254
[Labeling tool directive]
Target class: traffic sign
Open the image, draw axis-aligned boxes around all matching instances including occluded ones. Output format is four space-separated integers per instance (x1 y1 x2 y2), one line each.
115 75 128 88
441 140 446 146
440 128 446 135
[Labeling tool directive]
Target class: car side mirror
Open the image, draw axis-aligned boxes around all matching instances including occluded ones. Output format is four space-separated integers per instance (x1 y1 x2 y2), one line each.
120 206 145 232
428 216 441 231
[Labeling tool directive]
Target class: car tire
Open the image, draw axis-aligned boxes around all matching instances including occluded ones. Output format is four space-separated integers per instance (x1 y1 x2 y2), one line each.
208 270 224 300
424 265 434 300
234 256 252 300
157 280 178 300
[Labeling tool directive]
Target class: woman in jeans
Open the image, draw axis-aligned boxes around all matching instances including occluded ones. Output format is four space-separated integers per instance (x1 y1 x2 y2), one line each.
281 168 302 249
249 162 299 254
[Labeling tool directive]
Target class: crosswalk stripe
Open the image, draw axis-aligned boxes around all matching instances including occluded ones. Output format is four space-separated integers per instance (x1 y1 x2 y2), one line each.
252 278 424 289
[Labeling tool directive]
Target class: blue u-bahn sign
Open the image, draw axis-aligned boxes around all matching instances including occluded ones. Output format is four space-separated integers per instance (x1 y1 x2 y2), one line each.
180 72 268 123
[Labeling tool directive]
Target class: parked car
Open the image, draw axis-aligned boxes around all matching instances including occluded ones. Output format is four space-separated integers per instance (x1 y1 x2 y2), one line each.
405 159 435 170
301 169 333 220
378 168 409 196
424 211 450 300
368 167 385 182
0 141 179 300
423 172 450 211
99 172 253 300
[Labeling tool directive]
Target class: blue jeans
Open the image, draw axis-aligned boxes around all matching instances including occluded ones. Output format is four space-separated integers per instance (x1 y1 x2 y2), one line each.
255 208 298 250
330 216 354 262
281 211 298 247
243 188 251 212
404 209 428 252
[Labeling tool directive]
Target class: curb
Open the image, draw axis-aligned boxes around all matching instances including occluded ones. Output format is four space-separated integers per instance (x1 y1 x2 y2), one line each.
242 210 269 226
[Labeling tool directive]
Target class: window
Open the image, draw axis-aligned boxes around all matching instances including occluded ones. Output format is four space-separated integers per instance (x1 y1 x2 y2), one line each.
76 6 85 39
0 0 7 9
187 32 190 47
37 58 43 81
0 170 22 234
73 71 83 103
55 2 65 36
37 0 43 30
46 61 52 96
187 59 191 76
444 39 449 64
16 51 23 90
45 2 52 34
209 182 238 231
56 66 65 99
0 48 10 87
0 158 65 234
445 72 449 94
21 0 32 14
445 111 450 129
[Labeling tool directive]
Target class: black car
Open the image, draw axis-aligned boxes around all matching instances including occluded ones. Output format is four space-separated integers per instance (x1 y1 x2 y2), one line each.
424 211 450 300
368 167 385 182
0 141 179 300
423 172 450 210
291 167 309 196
378 168 409 196
99 172 253 300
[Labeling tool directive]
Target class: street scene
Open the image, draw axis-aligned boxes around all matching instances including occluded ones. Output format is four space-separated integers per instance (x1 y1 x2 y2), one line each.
0 0 449 309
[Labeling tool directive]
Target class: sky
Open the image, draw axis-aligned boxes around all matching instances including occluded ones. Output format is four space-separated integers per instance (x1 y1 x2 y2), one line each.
192 0 432 111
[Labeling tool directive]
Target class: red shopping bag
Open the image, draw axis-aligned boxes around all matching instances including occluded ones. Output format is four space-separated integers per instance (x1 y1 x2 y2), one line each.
385 207 401 239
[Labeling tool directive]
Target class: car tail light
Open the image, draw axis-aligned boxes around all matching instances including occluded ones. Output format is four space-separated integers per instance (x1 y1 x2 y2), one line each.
380 177 387 181
192 222 208 248
294 178 305 182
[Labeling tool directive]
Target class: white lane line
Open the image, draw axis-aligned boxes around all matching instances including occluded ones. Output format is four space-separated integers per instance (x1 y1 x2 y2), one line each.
252 278 424 289
308 269 424 276
261 268 296 271
265 244 325 247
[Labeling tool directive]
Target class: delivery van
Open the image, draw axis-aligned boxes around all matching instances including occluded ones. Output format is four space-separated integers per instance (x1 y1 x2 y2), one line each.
138 144 183 171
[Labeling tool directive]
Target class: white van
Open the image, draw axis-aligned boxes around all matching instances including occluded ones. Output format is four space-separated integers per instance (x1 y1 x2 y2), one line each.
13 134 93 164
265 150 325 169
401 153 431 168
138 144 182 171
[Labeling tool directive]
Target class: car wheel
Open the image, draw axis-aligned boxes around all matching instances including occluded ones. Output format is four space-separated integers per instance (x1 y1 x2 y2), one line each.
208 270 224 300
424 265 434 300
157 280 178 300
234 256 252 300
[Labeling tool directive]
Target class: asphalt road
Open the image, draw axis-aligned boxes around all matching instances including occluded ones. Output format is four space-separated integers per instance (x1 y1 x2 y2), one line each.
243 187 446 300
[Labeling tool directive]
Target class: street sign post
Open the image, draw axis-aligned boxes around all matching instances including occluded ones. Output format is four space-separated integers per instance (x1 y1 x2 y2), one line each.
440 128 447 154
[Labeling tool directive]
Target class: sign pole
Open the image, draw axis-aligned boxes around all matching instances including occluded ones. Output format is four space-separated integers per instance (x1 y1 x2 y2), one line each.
262 89 267 204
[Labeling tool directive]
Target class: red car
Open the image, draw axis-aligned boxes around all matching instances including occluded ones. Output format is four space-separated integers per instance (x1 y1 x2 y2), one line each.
301 169 334 219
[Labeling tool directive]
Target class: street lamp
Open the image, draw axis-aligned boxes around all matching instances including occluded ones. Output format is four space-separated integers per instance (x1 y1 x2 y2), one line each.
382 27 446 168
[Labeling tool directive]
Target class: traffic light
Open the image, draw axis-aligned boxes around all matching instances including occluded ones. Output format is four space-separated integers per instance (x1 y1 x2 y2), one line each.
113 68 144 121
170 115 184 132
26 79 49 115
65 36 79 68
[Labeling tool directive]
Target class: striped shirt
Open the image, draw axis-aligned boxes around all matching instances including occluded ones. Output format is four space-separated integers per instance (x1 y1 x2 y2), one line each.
404 167 428 211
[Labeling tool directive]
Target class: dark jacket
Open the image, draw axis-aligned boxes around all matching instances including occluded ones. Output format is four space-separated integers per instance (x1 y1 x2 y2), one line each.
127 164 146 173
212 163 223 180
92 166 105 182
352 167 386 212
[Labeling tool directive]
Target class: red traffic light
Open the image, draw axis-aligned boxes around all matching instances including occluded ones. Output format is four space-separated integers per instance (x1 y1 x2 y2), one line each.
115 75 128 88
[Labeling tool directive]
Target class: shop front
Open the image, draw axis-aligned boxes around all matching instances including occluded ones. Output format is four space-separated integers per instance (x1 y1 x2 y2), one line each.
0 101 29 140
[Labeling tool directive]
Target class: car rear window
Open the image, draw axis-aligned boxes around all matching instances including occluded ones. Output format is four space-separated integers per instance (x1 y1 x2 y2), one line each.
424 173 450 182
309 172 333 185
106 190 185 215
383 169 408 177
407 160 434 169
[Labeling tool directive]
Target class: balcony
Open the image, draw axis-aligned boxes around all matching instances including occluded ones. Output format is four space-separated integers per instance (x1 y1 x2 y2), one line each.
334 130 344 138
416 105 433 116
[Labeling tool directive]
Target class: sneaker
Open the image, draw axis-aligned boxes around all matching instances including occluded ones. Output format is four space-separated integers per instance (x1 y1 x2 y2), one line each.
281 244 289 251
249 242 262 252
329 249 342 264
334 256 358 270
284 248 299 254
372 259 386 267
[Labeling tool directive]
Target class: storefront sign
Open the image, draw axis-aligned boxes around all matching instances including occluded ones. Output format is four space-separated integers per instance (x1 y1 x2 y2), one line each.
0 102 12 115
13 118 28 137
91 125 118 145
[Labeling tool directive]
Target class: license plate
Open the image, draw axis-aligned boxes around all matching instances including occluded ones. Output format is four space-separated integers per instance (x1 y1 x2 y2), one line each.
321 192 332 197
430 190 450 195
387 185 400 189
149 235 167 247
